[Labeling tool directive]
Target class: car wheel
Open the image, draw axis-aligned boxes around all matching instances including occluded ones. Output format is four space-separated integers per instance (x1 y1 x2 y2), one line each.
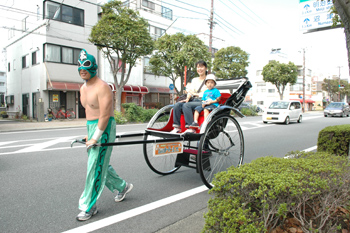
285 116 290 125
263 121 267 124
297 115 302 123
324 114 327 117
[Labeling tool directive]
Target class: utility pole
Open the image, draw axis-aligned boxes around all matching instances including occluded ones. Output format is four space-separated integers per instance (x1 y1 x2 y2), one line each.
209 0 214 61
338 66 342 101
302 48 305 112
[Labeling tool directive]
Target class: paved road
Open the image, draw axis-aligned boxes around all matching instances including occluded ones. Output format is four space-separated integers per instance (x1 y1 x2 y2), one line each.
1 112 349 232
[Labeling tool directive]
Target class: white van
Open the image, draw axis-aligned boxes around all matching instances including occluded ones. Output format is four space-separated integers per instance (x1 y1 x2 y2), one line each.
262 100 302 125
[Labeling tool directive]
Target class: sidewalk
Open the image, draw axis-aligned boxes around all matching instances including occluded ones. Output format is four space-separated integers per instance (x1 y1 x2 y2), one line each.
0 118 87 132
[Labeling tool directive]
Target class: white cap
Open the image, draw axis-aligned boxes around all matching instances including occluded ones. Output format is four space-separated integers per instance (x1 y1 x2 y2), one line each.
205 74 216 85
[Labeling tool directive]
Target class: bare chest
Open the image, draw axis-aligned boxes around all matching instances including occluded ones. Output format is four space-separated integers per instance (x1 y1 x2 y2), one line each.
81 86 99 109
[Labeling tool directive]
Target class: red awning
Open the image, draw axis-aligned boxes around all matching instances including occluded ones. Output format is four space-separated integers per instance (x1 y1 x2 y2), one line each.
122 85 149 94
107 83 149 93
147 86 171 93
47 81 83 91
290 99 315 103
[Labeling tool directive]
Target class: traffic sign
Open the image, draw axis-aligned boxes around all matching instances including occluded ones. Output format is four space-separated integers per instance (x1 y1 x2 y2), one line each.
169 84 174 90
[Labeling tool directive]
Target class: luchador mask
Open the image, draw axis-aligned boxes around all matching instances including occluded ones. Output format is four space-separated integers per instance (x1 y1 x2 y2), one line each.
78 49 98 79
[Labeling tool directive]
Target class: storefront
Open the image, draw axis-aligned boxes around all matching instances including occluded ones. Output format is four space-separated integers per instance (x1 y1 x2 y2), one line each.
47 81 82 118
144 86 171 109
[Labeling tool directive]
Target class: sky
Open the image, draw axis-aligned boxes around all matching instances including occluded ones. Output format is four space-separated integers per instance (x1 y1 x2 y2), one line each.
161 0 350 81
0 0 349 81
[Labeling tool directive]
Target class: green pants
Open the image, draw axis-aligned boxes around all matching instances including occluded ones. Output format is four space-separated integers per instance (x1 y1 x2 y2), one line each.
79 117 126 212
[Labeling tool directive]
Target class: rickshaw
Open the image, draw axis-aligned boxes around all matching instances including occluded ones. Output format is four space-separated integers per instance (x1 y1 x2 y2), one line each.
72 77 252 189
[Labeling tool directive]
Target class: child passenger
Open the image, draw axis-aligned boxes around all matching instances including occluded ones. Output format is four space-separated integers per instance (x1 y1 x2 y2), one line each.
189 74 221 131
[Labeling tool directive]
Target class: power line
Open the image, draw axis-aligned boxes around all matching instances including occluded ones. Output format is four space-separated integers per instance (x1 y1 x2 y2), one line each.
217 0 256 27
214 13 243 35
226 0 261 25
236 0 267 24
161 1 208 17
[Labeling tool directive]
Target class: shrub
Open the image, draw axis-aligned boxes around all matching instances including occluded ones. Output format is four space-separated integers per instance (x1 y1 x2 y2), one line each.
0 111 7 115
203 152 350 233
122 103 144 122
240 108 257 116
142 108 159 122
21 115 28 121
114 110 127 124
121 103 160 123
317 124 350 156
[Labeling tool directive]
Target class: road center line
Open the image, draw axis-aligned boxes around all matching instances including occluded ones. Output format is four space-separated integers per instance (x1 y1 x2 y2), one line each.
62 185 208 233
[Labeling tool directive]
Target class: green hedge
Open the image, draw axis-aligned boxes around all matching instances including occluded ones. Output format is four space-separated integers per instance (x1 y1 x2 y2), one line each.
317 124 350 156
203 152 350 232
114 103 159 124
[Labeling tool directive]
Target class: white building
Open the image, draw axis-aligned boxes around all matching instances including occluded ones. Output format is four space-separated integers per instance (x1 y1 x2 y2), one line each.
252 49 314 111
5 0 98 119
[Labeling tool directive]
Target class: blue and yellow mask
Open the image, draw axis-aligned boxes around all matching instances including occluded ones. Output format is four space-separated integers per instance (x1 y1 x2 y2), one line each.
78 49 98 79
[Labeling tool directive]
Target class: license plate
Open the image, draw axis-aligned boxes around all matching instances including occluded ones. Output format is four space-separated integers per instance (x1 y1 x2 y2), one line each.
153 142 183 157
266 117 272 120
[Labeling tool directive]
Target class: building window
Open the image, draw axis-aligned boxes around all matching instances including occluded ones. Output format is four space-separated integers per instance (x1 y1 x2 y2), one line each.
268 89 275 93
13 59 16 70
0 82 4 86
45 44 61 62
32 51 39 65
45 43 81 64
22 55 29 68
161 6 172 20
144 57 152 73
8 62 10 72
44 1 84 27
37 5 40 20
290 83 303 91
149 25 165 40
22 16 28 32
142 0 155 10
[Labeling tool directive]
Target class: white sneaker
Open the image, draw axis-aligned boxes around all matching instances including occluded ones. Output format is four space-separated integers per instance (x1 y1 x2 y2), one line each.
183 128 195 134
170 128 181 133
76 205 97 221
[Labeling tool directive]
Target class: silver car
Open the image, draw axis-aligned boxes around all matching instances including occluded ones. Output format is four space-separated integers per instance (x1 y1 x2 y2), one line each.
324 102 350 117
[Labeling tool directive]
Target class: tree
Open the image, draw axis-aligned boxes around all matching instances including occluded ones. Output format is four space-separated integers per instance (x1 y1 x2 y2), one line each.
330 0 350 74
212 46 249 79
89 0 154 112
149 33 211 95
262 60 298 100
322 78 350 101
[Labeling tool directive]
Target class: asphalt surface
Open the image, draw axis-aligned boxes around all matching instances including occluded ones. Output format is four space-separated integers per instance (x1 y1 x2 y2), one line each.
0 117 207 233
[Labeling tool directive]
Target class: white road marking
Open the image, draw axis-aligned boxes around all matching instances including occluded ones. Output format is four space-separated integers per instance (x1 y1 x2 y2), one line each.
62 185 208 233
12 136 77 153
63 144 318 233
0 127 86 134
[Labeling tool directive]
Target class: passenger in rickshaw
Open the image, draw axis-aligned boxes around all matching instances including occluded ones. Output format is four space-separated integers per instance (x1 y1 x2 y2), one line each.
171 60 208 134
189 74 221 131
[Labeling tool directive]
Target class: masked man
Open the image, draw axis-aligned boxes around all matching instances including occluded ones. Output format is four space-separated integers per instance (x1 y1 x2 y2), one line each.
76 49 133 221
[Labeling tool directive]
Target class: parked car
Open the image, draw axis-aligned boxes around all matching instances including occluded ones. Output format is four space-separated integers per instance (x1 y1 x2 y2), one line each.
262 100 302 125
324 102 350 117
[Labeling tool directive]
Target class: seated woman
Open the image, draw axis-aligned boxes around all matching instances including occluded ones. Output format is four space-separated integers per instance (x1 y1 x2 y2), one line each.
170 60 208 134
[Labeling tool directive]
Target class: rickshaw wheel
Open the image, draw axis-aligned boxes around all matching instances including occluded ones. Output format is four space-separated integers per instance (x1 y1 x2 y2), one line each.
143 108 181 175
143 134 181 175
197 114 244 189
